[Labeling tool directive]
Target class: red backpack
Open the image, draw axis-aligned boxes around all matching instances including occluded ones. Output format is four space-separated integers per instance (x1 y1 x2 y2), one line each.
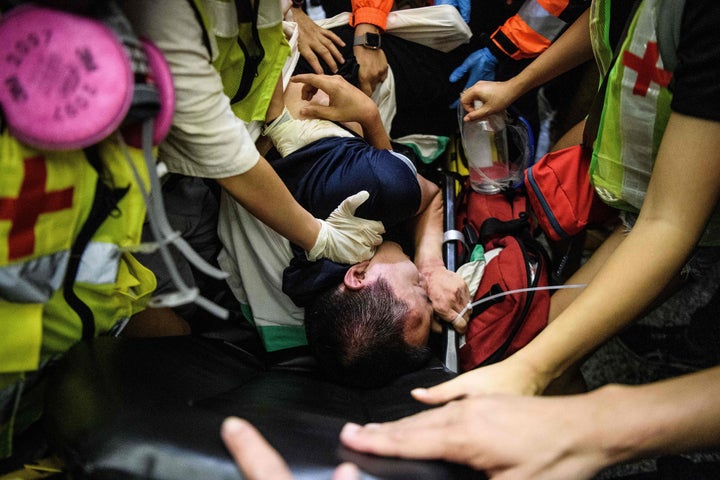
454 185 551 371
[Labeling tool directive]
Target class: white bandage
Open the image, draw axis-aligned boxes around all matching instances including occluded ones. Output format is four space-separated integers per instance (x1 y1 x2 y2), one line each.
263 107 354 157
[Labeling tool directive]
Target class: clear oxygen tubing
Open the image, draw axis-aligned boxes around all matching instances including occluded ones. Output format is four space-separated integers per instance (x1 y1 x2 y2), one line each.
452 283 588 328
117 120 230 319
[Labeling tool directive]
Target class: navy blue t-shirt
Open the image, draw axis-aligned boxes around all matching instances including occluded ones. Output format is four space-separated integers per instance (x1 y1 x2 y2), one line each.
274 136 422 306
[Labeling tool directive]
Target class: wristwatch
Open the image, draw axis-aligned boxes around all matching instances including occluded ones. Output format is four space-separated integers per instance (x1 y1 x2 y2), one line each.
291 0 304 8
353 32 381 49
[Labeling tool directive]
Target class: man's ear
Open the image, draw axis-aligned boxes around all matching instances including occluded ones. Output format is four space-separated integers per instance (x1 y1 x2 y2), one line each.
344 261 370 291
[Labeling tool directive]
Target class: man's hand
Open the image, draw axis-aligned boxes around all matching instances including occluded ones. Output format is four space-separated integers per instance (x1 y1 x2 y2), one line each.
291 7 346 74
353 45 388 97
292 73 380 125
352 23 388 97
459 79 521 123
449 48 498 108
339 393 609 480
222 417 361 480
308 191 386 264
420 265 470 334
434 0 470 23
407 355 549 406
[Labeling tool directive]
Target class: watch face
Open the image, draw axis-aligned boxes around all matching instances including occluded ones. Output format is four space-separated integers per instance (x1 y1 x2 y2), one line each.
364 33 381 48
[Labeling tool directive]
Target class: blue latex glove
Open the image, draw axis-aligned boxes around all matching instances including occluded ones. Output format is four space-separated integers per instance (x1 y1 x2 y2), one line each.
434 0 471 23
449 47 498 108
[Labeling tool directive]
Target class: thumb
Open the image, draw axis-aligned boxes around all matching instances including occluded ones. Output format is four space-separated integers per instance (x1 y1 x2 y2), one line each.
299 104 332 121
449 60 470 83
332 463 362 480
339 190 370 215
359 80 373 97
410 376 468 405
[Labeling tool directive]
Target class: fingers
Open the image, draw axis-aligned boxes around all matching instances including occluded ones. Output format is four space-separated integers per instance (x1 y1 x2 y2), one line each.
450 308 469 334
339 190 370 213
449 59 470 83
434 305 469 334
431 312 467 334
299 46 324 75
221 417 293 480
298 103 332 121
460 95 492 123
339 409 460 460
292 73 324 92
358 77 373 97
322 29 346 49
292 73 347 101
318 31 346 70
410 375 470 405
292 77 320 102
332 463 361 480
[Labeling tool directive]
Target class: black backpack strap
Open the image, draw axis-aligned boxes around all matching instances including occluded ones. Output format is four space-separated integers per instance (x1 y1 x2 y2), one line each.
230 0 265 104
62 146 129 339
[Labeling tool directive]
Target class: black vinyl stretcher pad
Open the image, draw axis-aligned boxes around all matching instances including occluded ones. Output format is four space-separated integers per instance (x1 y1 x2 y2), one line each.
43 336 481 479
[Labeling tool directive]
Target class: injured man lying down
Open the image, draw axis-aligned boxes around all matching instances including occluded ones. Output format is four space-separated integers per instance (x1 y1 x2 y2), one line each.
218 74 487 387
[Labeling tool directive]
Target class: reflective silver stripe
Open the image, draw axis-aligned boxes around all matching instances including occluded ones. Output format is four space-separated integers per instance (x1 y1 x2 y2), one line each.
0 251 68 303
517 0 568 41
257 0 283 29
618 0 662 210
76 242 121 284
209 0 239 38
0 242 120 304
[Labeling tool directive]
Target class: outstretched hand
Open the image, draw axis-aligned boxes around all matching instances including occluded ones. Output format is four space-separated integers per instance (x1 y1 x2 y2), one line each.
291 7 346 74
408 355 549 406
291 73 379 126
339 393 608 480
459 79 520 123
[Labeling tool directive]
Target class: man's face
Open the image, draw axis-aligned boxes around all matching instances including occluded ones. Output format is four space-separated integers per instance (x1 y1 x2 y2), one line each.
364 242 433 347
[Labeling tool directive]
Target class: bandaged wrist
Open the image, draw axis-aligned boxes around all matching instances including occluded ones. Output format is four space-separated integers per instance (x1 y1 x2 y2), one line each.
263 108 353 157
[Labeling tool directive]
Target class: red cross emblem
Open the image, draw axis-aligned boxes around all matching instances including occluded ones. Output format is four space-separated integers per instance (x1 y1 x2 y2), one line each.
0 156 74 260
622 41 673 96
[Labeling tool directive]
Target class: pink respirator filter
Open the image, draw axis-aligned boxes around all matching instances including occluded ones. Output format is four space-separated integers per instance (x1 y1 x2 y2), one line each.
0 5 134 150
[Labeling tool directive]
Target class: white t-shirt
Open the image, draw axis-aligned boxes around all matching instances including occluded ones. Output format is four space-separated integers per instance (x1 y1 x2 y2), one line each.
123 0 261 179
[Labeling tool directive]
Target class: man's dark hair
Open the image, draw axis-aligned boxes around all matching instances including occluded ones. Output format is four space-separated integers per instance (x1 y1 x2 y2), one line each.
304 277 432 388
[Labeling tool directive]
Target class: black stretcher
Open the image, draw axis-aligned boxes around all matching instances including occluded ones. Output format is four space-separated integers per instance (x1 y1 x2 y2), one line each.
42 172 481 480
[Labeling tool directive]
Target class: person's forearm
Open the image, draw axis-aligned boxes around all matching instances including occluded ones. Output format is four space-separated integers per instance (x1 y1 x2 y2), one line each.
515 113 720 388
359 110 391 150
216 157 320 252
590 367 720 464
412 181 444 269
517 217 694 386
507 8 593 102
